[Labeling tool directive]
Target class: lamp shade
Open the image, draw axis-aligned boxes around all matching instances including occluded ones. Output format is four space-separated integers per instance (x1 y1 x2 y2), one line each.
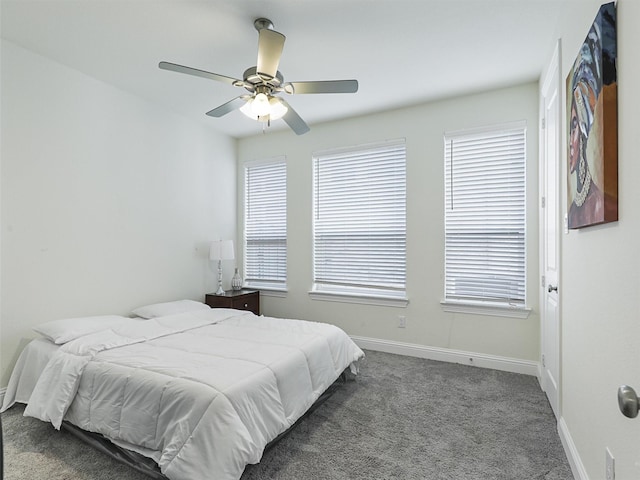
240 94 288 122
268 96 288 120
210 240 235 261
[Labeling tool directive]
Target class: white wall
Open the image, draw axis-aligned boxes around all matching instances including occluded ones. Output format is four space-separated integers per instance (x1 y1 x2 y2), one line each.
238 82 540 366
554 1 640 479
0 40 237 386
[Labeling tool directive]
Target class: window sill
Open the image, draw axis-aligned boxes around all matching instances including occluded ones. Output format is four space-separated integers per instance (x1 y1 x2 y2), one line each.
258 288 287 298
244 284 288 298
309 290 409 308
440 300 531 319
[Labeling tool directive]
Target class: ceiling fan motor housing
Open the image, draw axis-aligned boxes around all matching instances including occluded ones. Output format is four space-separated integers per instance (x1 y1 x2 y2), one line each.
242 66 284 93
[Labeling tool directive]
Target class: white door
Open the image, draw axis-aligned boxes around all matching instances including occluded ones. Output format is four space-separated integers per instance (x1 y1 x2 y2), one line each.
540 40 561 418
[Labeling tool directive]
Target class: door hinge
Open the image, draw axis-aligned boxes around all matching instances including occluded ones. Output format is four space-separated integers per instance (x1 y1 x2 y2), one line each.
541 196 546 208
541 118 546 129
541 275 546 288
542 354 546 368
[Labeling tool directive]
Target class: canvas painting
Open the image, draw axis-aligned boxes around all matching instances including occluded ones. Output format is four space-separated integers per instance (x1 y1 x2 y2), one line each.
566 2 618 229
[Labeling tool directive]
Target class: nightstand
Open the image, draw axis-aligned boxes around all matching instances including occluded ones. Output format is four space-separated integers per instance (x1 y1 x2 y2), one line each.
205 289 260 315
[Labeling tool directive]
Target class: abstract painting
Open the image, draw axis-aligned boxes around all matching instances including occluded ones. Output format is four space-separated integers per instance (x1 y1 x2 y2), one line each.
566 2 617 229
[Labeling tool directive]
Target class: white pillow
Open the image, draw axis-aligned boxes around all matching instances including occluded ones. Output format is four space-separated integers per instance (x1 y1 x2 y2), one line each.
131 299 210 319
33 315 130 344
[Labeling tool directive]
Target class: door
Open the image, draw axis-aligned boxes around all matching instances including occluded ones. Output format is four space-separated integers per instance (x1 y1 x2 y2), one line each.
540 40 561 419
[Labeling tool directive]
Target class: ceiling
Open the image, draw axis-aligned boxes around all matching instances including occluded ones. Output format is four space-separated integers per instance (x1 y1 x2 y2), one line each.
1 0 569 138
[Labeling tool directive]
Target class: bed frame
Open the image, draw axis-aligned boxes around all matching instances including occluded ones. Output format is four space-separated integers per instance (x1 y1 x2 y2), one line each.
61 372 349 479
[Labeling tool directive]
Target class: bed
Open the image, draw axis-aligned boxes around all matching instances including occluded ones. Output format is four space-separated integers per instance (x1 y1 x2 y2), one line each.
1 303 364 480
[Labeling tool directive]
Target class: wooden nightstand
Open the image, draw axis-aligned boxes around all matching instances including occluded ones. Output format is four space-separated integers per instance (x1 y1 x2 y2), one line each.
205 289 260 315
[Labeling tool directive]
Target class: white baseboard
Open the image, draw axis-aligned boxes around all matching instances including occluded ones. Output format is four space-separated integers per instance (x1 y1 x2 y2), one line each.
558 417 588 480
350 335 539 377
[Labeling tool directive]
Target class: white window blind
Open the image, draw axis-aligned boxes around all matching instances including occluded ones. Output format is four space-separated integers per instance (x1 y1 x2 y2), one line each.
244 158 287 290
444 123 526 307
313 140 406 299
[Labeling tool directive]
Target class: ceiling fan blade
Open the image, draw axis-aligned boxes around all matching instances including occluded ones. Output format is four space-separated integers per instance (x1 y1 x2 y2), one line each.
279 99 310 135
285 80 359 94
159 61 243 87
256 29 285 79
205 96 248 117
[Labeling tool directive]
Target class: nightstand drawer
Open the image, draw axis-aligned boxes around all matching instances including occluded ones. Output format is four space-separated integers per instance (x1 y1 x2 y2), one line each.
205 289 260 316
231 294 259 313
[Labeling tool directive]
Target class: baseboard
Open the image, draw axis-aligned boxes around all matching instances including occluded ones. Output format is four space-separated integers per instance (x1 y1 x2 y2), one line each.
350 336 539 376
558 417 588 480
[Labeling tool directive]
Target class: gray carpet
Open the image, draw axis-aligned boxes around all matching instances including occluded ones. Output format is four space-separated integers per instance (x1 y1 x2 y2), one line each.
1 350 573 479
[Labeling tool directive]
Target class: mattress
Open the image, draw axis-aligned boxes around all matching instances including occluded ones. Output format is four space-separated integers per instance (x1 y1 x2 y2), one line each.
4 308 364 480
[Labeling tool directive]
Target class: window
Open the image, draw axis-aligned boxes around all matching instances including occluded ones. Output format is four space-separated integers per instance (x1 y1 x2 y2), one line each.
443 122 528 316
311 140 407 306
244 158 287 291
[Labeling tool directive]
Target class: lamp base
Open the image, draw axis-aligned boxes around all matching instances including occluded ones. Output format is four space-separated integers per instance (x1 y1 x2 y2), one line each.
215 259 225 295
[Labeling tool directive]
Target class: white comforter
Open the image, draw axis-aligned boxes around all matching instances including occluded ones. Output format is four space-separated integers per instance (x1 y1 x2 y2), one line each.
24 308 364 480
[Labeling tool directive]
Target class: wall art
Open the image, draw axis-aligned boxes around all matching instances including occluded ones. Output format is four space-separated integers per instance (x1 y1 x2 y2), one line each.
566 2 617 229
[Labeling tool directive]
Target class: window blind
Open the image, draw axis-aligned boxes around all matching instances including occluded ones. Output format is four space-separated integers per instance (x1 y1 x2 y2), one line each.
313 140 406 298
244 158 287 289
444 123 526 306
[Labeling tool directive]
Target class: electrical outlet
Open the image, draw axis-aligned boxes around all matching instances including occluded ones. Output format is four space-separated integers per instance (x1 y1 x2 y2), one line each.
606 447 615 480
398 315 406 328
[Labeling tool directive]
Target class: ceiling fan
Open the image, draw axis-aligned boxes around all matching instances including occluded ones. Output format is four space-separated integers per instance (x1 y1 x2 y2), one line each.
159 18 359 135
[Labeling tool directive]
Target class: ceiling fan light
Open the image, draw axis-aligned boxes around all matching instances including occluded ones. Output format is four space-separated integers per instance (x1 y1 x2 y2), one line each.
269 97 288 120
239 98 256 119
240 94 288 122
239 100 269 123
251 92 270 117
